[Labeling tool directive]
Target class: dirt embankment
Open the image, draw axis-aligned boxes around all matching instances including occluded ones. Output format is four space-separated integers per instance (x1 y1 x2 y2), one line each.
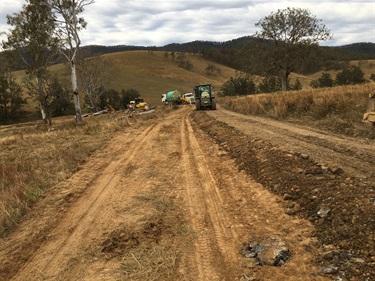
0 105 374 281
198 106 375 280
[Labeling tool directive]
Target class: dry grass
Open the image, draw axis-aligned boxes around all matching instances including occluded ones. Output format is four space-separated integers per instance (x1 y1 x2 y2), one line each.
218 83 375 138
121 244 178 281
117 187 188 280
0 113 138 236
0 104 177 236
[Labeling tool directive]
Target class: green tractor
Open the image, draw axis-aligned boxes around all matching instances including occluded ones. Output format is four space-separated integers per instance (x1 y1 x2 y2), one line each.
194 84 216 110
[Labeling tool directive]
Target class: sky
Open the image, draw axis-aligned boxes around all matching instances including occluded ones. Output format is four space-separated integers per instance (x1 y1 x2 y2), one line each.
0 0 374 48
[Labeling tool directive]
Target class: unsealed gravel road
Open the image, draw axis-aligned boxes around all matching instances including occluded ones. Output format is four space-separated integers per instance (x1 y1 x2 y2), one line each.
0 105 374 280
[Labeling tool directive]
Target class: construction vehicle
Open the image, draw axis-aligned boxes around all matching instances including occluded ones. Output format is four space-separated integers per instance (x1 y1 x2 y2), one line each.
162 90 182 105
181 93 195 104
194 84 216 110
363 92 375 126
129 97 147 109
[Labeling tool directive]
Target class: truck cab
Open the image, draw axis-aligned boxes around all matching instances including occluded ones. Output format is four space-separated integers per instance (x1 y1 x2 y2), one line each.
161 94 167 105
182 93 195 104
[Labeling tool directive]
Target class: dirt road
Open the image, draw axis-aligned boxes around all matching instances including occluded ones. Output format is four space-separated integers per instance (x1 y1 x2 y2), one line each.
0 106 374 280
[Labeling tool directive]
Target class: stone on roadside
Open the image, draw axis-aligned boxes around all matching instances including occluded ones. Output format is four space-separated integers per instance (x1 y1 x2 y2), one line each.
351 257 365 264
330 166 344 175
241 237 289 267
317 206 331 218
285 208 295 215
283 193 293 200
301 154 309 160
322 250 340 260
319 265 339 274
217 151 228 156
256 237 289 266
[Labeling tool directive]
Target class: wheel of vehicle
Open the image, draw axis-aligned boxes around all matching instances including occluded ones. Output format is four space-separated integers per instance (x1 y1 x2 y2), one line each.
195 100 201 110
211 98 216 110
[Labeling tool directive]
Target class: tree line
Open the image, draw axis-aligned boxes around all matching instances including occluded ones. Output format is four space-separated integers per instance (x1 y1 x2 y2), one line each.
220 64 371 97
1 0 95 125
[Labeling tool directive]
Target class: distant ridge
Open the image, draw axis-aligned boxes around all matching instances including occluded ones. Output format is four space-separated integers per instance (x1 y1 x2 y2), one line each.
337 42 375 56
81 36 375 58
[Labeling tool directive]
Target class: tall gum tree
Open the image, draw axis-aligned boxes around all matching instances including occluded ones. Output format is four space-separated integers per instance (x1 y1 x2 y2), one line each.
51 0 94 125
4 0 60 125
250 7 332 91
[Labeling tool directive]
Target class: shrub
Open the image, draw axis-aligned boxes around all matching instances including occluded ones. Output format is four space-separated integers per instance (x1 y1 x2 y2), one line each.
258 76 282 93
205 63 221 76
220 75 256 96
120 88 140 109
99 88 121 110
310 72 334 88
335 65 366 86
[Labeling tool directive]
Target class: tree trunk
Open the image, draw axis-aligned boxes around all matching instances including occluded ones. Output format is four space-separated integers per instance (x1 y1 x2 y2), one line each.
86 89 98 112
39 102 47 123
36 77 47 124
281 71 288 92
71 61 83 125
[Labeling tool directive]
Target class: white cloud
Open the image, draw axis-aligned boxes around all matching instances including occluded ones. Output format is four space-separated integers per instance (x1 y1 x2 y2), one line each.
1 0 374 47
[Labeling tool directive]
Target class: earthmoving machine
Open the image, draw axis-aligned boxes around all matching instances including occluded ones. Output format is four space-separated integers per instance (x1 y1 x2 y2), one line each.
194 84 216 110
129 97 147 109
363 92 375 126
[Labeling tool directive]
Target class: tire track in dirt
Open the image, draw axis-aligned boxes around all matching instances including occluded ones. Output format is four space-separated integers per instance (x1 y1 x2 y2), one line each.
11 123 159 280
179 110 241 280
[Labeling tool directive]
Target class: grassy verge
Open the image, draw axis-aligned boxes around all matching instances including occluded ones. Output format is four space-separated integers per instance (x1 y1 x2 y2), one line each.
218 83 375 138
0 109 165 236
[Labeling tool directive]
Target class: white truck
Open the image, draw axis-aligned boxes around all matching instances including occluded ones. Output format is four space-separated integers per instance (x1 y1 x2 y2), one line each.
182 93 195 104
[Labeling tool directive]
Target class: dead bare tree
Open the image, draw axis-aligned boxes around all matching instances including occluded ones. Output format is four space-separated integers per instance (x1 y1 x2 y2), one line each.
77 55 118 112
51 0 95 125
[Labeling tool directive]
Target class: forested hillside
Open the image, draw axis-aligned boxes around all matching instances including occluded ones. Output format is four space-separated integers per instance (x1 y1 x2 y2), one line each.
1 34 374 125
81 36 375 70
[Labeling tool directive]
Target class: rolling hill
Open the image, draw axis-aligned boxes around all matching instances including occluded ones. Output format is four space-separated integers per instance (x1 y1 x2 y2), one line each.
12 48 375 122
19 50 237 109
101 50 238 106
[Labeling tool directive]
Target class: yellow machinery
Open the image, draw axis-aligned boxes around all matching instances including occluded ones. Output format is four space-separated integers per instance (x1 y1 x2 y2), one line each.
130 98 147 108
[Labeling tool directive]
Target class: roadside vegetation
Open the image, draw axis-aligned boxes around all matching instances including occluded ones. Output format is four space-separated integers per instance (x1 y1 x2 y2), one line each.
0 116 112 235
0 109 170 236
218 83 375 138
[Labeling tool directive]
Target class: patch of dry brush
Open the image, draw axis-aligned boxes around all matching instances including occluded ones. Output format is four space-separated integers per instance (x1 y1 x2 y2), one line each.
0 114 132 236
218 84 375 138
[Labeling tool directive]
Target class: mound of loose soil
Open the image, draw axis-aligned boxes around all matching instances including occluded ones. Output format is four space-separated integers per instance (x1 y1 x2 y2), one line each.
192 111 375 280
